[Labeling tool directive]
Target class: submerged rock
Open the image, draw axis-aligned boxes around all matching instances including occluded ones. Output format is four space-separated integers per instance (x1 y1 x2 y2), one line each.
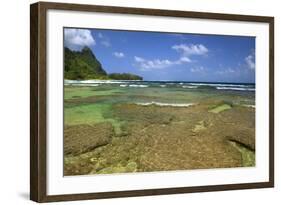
193 120 208 132
209 104 232 113
126 161 138 172
97 161 138 174
228 140 255 167
113 103 175 125
64 98 255 176
64 122 114 156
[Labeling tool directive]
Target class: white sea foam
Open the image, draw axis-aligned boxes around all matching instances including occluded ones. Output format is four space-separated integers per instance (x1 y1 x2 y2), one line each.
129 84 149 88
64 79 141 84
64 80 79 84
120 84 128 87
136 101 194 107
242 104 256 108
216 87 255 91
160 85 166 88
80 84 99 87
182 85 198 89
189 83 250 87
65 83 99 87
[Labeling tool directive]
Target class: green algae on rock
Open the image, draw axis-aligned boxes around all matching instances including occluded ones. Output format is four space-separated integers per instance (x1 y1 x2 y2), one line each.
63 83 255 176
209 104 232 113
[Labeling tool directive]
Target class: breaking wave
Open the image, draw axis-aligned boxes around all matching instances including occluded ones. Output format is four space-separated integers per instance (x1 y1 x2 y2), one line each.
216 87 255 91
135 101 194 107
129 84 149 88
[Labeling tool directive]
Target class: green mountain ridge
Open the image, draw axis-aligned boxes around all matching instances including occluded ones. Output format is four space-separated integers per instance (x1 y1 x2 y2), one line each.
64 46 142 80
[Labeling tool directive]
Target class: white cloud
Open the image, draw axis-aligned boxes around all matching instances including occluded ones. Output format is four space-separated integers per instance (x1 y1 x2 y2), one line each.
133 43 207 71
179 56 191 63
190 66 205 73
172 44 208 56
216 68 235 75
245 54 255 70
101 40 111 47
96 32 111 47
134 56 190 71
64 29 95 51
113 52 125 58
134 56 145 63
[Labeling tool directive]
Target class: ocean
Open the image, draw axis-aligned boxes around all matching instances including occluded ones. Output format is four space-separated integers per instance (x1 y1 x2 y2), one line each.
64 80 255 108
65 80 255 91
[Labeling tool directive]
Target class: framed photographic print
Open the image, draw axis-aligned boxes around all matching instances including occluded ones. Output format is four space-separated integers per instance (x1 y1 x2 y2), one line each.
30 1 274 202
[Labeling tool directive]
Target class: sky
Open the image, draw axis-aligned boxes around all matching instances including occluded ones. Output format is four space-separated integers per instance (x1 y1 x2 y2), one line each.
64 28 255 83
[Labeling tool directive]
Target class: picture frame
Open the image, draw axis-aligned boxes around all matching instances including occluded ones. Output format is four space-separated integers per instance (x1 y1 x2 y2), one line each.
30 1 274 202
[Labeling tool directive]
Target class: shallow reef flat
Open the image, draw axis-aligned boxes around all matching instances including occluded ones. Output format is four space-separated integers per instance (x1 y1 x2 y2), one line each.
63 85 255 176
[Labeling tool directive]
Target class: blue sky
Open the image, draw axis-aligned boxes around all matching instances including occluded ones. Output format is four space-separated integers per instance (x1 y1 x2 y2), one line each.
64 28 255 83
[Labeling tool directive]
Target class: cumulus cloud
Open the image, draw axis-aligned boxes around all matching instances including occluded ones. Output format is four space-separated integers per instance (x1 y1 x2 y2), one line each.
134 56 190 71
245 54 255 70
133 43 207 71
179 57 191 63
64 28 95 51
113 52 125 58
172 44 208 56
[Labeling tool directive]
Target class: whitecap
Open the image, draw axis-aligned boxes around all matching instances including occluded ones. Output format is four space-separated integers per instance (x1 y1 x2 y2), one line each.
129 84 149 88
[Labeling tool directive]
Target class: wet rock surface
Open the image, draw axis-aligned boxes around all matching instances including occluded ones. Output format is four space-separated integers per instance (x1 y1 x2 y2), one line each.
64 102 255 176
64 122 114 156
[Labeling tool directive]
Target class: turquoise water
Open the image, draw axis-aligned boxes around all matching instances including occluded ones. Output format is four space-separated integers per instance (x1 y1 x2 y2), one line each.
64 80 255 107
64 80 256 175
